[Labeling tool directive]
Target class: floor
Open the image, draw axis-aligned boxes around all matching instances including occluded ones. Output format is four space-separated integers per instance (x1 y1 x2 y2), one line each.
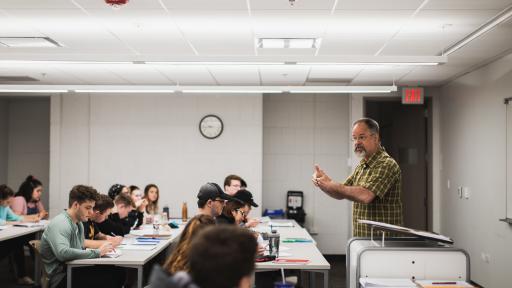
0 254 348 288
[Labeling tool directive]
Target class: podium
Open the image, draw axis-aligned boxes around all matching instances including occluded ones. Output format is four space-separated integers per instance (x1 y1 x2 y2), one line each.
347 220 470 288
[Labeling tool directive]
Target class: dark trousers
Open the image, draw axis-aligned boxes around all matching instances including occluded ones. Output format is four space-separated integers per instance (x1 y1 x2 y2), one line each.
54 265 126 288
0 233 35 278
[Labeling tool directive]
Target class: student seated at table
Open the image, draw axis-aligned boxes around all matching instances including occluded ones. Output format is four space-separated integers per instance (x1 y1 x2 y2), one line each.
196 182 234 218
0 184 40 285
40 185 116 288
127 185 146 228
11 175 48 219
107 183 128 200
216 197 248 226
163 214 216 274
143 183 160 216
83 194 123 247
150 225 257 288
232 189 260 228
97 192 134 236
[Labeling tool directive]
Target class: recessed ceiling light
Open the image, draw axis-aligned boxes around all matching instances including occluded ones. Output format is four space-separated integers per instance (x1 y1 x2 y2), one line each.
258 38 319 49
0 37 62 48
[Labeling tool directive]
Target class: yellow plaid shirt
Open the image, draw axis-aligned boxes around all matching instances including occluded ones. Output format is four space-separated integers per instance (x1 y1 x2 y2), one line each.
344 147 403 237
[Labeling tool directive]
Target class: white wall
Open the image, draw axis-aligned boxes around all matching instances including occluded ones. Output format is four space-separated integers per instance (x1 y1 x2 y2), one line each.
439 53 512 287
263 93 351 254
49 93 263 218
0 99 7 185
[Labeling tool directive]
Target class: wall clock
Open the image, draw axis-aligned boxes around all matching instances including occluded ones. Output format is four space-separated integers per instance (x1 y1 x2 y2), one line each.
199 114 223 139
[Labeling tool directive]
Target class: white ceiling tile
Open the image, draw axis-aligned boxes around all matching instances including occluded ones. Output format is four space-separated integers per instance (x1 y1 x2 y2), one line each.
336 0 425 10
208 66 260 85
162 0 248 10
424 0 512 10
73 0 163 9
154 66 216 85
379 38 452 56
84 9 195 55
54 65 128 85
259 65 309 85
0 0 76 9
253 11 329 38
307 66 362 80
4 9 133 53
325 10 414 39
104 65 174 85
173 11 254 55
395 10 500 38
318 38 386 55
251 0 336 10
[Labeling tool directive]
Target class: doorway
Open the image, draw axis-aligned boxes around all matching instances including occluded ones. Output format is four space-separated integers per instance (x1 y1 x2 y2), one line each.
365 98 432 231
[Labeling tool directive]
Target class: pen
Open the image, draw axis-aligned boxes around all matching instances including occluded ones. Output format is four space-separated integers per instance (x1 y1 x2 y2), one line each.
110 232 117 237
432 282 457 285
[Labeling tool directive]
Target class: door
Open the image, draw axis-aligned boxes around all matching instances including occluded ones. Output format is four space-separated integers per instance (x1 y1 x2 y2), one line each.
365 98 431 231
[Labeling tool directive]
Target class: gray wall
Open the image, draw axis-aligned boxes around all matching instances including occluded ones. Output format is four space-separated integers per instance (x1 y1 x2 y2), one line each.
0 97 50 209
439 53 512 287
263 93 351 254
49 93 263 218
0 99 8 185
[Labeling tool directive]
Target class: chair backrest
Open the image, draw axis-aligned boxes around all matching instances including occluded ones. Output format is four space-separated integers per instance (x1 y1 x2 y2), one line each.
29 240 49 288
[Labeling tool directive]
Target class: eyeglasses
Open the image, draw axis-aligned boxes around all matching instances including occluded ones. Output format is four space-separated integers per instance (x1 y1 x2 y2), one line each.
351 134 374 142
236 209 246 218
213 198 226 204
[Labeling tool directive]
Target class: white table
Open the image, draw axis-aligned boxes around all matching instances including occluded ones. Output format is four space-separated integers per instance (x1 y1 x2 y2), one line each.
66 225 182 288
254 220 331 288
0 224 46 285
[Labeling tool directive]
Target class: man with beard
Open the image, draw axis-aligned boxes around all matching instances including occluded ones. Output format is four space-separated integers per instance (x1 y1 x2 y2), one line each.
312 118 403 237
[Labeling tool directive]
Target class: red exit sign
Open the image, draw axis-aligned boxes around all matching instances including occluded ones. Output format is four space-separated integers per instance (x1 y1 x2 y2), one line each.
402 87 424 104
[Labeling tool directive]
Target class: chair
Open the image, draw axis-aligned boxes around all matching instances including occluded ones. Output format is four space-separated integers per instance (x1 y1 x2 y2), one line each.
29 240 49 288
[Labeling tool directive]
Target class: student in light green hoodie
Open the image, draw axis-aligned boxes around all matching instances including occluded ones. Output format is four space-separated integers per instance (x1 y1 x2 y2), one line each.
40 185 114 288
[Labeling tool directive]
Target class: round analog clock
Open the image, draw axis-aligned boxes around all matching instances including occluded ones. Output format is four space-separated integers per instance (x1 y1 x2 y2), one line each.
199 114 223 139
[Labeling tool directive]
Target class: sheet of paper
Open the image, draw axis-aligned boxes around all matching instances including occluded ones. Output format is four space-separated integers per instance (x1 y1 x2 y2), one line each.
359 278 416 287
118 244 156 251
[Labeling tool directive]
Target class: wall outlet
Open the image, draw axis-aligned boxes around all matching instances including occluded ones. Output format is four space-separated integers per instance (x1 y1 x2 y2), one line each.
463 187 470 199
457 187 463 199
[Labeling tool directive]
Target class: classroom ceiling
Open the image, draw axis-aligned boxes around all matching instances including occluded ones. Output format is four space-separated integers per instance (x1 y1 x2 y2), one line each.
0 0 511 87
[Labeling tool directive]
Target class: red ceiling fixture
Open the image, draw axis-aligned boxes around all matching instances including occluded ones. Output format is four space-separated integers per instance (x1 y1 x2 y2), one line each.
105 0 129 7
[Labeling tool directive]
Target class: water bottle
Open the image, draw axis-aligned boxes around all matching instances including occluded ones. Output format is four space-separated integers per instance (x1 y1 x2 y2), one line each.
268 229 280 257
182 202 188 223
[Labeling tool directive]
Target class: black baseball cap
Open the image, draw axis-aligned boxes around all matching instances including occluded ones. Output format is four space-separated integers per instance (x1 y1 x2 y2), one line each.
197 183 235 202
233 189 259 207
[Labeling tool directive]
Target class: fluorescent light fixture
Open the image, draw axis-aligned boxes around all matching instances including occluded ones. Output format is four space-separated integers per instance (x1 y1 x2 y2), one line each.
146 61 283 65
298 62 439 66
182 90 282 93
0 60 131 65
0 89 67 93
0 37 61 48
258 38 319 49
0 85 397 94
443 4 512 55
74 89 176 93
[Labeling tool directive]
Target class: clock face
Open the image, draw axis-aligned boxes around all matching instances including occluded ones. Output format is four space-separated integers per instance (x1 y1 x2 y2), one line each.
199 114 223 139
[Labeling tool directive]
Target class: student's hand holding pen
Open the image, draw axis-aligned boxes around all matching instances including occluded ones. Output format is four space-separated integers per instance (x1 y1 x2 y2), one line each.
99 242 113 256
106 235 123 247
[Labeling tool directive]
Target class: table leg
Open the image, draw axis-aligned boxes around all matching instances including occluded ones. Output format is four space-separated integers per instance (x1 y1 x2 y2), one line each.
323 271 329 288
137 266 143 288
67 266 72 288
310 272 316 288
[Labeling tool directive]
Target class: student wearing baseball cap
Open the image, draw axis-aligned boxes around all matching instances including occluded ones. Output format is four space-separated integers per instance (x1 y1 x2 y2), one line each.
196 183 235 218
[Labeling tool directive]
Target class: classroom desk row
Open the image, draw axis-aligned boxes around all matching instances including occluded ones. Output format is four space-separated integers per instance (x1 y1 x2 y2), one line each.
1 219 331 288
0 223 47 286
253 220 331 288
